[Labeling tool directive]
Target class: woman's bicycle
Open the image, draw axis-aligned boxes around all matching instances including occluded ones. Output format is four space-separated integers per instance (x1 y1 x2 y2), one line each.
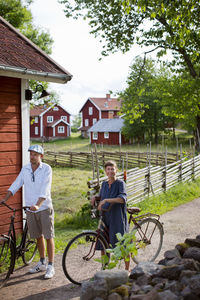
0 202 37 288
62 201 164 285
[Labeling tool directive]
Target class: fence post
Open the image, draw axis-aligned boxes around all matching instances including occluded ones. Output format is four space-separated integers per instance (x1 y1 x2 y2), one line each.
192 146 195 181
162 147 167 192
178 144 183 182
91 149 95 179
94 143 100 187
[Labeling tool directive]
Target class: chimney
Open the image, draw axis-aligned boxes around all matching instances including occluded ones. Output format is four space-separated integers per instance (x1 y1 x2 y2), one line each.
106 93 111 100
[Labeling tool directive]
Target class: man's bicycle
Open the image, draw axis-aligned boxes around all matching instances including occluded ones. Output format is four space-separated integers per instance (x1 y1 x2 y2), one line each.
0 202 37 288
62 201 164 285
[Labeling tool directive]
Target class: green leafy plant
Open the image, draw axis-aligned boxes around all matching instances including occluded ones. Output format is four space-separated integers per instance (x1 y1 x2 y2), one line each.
96 231 138 269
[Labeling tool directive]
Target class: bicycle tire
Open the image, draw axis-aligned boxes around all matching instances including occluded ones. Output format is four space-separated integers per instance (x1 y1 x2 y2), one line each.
62 231 109 285
131 217 163 264
22 226 37 265
0 237 15 289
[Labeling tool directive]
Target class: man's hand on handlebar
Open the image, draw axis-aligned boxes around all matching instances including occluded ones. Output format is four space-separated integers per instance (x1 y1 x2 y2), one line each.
30 205 39 211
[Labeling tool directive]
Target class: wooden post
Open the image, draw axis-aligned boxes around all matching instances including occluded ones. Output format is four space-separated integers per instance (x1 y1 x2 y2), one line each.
176 136 179 161
162 147 167 192
91 149 95 179
94 143 100 187
179 144 183 182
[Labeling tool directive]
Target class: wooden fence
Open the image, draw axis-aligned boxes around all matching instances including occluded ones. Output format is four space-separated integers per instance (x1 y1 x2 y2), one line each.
87 154 200 206
43 150 179 170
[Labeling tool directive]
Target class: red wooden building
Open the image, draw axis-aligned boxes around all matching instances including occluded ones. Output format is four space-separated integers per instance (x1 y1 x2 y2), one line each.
0 16 72 234
30 104 71 141
88 118 128 145
79 93 121 137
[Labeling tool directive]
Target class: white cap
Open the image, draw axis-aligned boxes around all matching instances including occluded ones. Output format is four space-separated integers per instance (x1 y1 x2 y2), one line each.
28 145 44 155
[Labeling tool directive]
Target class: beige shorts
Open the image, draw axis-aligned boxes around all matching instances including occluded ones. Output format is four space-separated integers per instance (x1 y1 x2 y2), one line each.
26 208 54 239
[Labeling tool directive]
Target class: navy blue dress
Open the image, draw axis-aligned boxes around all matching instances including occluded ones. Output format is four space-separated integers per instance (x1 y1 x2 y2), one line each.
99 179 128 248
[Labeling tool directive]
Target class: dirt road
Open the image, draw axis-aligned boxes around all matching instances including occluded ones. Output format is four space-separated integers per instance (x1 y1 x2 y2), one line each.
1 197 200 300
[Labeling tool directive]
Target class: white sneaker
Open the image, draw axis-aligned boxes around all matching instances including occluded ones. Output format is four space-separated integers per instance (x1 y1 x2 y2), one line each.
29 261 47 274
44 265 55 279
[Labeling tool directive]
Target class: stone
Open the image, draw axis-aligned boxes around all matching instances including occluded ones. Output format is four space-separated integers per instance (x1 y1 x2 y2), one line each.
80 279 107 300
164 249 181 260
175 243 189 256
111 284 130 297
189 274 200 295
157 264 184 280
158 289 179 299
94 270 129 290
185 238 200 248
130 262 162 280
107 292 122 300
183 247 200 262
136 274 151 286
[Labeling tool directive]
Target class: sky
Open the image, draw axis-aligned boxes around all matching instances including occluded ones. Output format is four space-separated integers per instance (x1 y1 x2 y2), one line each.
30 0 145 117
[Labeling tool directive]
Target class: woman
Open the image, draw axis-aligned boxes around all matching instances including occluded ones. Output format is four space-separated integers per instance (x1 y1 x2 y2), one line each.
91 160 129 271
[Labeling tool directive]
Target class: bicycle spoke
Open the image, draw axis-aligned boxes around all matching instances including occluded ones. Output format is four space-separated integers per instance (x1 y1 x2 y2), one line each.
62 231 108 285
132 218 163 264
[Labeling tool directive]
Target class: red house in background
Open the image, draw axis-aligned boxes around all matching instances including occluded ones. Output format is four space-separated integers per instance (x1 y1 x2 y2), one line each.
30 104 71 141
79 94 121 137
88 118 128 145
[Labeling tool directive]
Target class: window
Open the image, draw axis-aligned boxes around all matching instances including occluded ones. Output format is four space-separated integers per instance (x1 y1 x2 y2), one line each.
58 126 65 133
89 107 93 115
85 119 89 126
34 116 38 123
93 132 98 140
35 127 38 135
53 107 59 111
47 116 53 123
104 132 109 139
93 118 97 125
61 116 67 122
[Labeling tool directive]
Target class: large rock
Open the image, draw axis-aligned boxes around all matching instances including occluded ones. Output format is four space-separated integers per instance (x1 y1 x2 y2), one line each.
94 270 129 290
183 247 200 262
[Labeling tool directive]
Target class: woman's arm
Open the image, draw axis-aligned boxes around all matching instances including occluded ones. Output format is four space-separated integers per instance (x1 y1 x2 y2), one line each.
98 197 124 210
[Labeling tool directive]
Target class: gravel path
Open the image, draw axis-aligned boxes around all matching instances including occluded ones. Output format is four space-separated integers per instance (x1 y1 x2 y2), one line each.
1 197 200 300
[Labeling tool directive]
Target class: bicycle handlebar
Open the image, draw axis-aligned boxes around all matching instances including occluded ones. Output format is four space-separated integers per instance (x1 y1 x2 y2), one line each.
0 201 30 212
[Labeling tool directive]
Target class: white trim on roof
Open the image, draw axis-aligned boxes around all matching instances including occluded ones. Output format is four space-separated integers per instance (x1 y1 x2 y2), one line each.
51 119 70 127
79 98 101 113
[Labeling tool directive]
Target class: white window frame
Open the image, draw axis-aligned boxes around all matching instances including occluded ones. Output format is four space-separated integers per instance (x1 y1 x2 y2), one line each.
47 116 53 123
58 126 65 133
93 118 97 125
35 127 38 135
85 119 89 126
34 116 38 123
61 116 67 122
93 132 98 140
104 132 109 139
89 107 93 115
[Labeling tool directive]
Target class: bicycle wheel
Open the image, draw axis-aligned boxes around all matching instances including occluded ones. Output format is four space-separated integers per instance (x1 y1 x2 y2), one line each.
22 226 37 265
0 237 15 289
62 231 109 285
131 218 163 264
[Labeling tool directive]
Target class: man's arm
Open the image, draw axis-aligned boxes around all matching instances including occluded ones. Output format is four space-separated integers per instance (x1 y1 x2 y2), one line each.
30 197 45 211
0 191 13 204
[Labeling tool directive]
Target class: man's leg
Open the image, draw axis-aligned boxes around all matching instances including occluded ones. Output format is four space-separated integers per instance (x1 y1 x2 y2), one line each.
37 235 46 259
46 238 54 263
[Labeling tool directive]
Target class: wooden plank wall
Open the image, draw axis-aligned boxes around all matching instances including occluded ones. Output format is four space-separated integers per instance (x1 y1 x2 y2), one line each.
0 76 22 235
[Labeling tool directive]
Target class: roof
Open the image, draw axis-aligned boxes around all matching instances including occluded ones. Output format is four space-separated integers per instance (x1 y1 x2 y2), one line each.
47 119 70 127
79 94 121 112
0 16 72 83
30 104 70 117
88 118 124 132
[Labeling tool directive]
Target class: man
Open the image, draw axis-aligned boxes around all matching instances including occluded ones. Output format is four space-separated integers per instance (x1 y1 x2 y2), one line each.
0 145 55 279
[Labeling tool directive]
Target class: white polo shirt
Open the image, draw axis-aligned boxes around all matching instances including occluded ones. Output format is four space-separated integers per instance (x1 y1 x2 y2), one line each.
8 162 53 212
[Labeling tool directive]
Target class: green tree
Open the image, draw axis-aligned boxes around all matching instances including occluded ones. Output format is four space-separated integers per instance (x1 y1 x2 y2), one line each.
0 0 56 104
71 114 81 132
59 0 200 147
119 57 173 143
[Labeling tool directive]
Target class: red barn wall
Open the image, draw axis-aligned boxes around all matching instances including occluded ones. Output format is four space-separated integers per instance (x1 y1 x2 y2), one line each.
91 132 120 145
0 76 22 235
